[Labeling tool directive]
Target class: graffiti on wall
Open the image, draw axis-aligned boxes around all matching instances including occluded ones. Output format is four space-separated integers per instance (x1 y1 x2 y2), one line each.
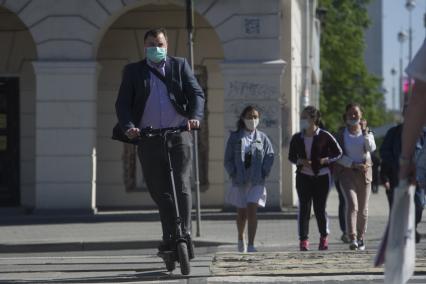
225 102 278 129
227 81 277 100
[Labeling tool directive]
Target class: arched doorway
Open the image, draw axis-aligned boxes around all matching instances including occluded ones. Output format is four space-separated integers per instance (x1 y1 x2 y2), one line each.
0 6 37 209
95 3 224 209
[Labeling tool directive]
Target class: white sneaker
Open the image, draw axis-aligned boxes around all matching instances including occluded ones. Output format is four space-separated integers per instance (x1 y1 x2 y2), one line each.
237 239 246 252
349 239 358 250
247 245 257 253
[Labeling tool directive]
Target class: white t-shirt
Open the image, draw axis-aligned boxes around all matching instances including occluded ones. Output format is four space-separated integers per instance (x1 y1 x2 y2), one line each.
406 39 426 83
242 130 255 154
300 136 330 176
344 128 367 164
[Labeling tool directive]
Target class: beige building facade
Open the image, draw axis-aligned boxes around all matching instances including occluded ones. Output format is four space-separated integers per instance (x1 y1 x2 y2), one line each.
0 0 320 213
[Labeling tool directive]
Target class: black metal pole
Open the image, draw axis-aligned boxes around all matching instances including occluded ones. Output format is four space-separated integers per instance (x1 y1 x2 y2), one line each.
186 0 201 237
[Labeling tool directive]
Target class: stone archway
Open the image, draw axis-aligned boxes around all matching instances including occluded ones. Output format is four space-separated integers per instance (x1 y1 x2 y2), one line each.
0 0 287 211
0 5 37 209
95 2 225 209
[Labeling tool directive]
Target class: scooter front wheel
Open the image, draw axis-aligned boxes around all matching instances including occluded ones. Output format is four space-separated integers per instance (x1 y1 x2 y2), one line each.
177 242 190 275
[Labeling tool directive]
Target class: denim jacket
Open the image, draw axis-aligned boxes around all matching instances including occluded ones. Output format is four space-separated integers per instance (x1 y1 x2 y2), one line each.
224 129 274 186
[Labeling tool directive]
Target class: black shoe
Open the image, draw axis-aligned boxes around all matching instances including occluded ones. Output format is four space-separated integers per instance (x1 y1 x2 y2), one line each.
341 233 350 244
357 239 365 251
416 230 421 244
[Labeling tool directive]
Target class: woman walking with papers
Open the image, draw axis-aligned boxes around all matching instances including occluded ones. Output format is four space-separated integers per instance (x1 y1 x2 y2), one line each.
333 103 376 251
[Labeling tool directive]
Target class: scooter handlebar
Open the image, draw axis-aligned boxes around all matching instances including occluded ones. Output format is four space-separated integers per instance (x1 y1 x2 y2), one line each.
139 126 200 137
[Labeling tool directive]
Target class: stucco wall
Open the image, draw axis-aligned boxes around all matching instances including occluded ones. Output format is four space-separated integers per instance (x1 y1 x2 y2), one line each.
0 0 298 211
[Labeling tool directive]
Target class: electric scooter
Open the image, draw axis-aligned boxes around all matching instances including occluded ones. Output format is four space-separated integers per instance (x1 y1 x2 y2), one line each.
139 126 195 275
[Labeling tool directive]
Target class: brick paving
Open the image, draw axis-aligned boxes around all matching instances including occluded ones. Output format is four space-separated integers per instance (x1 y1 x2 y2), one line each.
211 247 426 276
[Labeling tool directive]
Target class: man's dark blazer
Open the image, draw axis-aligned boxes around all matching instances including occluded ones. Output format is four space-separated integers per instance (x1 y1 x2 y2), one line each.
380 124 402 189
113 56 205 143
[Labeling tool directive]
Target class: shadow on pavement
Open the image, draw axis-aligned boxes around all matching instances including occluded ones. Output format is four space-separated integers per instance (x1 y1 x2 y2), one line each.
0 209 297 226
3 268 198 283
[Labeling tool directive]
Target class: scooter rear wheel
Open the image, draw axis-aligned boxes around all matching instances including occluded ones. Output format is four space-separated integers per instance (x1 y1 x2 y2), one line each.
177 242 190 275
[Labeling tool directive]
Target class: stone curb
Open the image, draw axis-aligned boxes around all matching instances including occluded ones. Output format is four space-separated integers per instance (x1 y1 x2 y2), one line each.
0 210 297 225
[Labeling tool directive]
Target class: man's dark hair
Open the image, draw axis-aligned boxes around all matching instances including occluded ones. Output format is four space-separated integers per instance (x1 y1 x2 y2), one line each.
144 28 168 42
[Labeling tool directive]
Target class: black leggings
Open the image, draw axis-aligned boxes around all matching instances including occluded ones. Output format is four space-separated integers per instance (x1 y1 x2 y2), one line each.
296 173 330 241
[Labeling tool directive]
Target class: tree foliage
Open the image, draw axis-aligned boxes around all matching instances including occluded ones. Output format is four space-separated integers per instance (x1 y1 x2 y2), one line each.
319 0 391 132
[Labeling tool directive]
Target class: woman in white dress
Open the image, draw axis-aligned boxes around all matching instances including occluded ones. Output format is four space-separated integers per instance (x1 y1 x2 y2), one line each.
224 105 274 253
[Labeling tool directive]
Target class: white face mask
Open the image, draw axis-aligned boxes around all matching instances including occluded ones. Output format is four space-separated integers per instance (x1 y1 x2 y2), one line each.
300 119 309 130
244 118 259 131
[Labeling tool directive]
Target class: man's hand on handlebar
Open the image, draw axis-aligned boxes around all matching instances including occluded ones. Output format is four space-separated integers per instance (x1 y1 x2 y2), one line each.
125 128 140 139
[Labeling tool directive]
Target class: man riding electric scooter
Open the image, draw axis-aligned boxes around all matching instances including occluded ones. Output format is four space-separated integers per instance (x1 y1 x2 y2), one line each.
113 28 205 275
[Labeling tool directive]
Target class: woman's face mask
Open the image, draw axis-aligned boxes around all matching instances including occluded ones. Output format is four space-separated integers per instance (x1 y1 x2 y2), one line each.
300 119 310 130
346 106 362 127
244 118 259 131
346 119 360 126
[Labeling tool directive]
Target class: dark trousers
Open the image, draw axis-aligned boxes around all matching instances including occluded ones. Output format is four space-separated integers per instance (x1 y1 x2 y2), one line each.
335 180 346 234
386 186 425 228
137 131 193 240
296 173 330 241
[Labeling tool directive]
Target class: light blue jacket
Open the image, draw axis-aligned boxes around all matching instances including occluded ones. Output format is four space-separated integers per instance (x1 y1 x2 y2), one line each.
224 129 274 186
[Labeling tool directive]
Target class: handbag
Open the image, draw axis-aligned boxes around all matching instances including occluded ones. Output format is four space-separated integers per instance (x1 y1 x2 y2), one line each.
111 123 138 144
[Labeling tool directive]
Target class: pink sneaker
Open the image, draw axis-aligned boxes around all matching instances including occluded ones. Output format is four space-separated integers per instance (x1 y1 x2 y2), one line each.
319 236 328 250
300 240 309 251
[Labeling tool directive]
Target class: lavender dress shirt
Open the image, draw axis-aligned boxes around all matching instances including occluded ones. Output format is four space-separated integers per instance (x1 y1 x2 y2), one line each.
139 60 187 129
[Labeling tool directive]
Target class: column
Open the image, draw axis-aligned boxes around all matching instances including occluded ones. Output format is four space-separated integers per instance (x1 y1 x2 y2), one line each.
33 61 100 213
221 60 286 210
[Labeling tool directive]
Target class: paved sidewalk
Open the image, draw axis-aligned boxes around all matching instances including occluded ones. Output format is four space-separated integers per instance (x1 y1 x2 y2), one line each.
0 188 424 283
0 186 406 253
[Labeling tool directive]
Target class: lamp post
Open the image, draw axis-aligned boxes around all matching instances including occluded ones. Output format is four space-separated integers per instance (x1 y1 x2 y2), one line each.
391 68 397 110
398 30 408 111
405 0 416 98
406 0 416 62
185 0 201 237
